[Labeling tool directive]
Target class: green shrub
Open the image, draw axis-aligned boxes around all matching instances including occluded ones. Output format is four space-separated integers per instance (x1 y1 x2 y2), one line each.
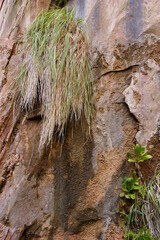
120 171 147 200
127 144 152 164
120 172 141 200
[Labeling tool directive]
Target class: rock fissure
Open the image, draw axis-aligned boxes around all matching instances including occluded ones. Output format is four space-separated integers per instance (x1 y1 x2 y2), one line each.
0 0 5 12
97 64 140 79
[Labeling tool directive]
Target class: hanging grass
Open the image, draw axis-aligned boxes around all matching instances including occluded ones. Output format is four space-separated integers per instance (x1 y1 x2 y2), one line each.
14 7 94 147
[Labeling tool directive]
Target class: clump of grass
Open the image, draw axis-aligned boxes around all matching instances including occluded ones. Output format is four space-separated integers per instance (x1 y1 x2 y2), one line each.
142 171 160 238
15 7 94 148
128 170 160 239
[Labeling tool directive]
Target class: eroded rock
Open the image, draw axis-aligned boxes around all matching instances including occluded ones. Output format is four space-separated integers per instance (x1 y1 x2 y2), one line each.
124 59 160 145
0 0 160 239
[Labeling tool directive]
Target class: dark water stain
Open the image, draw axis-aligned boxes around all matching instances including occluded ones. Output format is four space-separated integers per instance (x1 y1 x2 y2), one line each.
126 0 143 40
51 121 94 235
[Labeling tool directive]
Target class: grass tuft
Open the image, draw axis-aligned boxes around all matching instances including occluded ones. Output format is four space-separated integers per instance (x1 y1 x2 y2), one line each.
14 7 94 148
128 170 160 239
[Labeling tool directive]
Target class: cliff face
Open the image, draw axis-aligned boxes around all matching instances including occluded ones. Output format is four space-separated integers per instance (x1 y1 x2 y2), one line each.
0 0 160 239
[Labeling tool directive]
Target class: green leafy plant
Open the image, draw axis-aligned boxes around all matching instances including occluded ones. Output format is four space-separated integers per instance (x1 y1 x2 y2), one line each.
14 7 94 148
120 172 141 200
127 144 152 164
125 228 158 240
117 145 160 239
120 172 146 200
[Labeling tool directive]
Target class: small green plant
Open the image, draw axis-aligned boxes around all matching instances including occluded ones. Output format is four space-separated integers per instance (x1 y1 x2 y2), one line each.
125 228 158 240
117 145 160 239
119 171 147 200
127 144 152 164
120 172 141 200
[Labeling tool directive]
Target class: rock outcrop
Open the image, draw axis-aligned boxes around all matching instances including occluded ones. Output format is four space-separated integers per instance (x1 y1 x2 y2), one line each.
0 0 160 239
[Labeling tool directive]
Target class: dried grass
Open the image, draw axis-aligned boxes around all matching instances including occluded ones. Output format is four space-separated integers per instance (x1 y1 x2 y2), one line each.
142 171 160 238
129 170 160 238
14 7 94 148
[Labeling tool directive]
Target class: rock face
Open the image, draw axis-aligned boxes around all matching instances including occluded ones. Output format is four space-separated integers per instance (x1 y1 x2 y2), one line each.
0 0 160 239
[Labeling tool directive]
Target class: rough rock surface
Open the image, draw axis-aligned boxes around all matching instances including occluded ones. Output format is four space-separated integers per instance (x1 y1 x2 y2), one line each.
0 0 160 239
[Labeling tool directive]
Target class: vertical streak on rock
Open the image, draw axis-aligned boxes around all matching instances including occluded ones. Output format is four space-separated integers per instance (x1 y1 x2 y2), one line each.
126 0 143 40
86 1 101 42
0 0 5 11
52 122 94 235
75 0 86 19
157 72 160 90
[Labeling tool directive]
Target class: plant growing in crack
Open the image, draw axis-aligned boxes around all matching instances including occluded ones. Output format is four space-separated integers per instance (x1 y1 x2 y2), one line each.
120 171 142 200
127 144 152 165
127 144 152 179
117 144 160 239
